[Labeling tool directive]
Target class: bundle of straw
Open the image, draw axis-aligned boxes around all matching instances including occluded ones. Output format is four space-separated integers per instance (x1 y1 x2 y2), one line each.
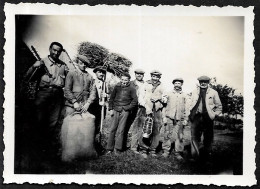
103 53 132 77
77 42 109 68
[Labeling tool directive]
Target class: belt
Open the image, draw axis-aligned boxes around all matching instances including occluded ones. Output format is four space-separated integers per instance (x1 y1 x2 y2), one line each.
39 85 63 90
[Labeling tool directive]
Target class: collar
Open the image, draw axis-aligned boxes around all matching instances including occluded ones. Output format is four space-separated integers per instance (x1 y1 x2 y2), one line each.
120 83 130 88
48 56 61 67
75 67 88 76
173 89 183 94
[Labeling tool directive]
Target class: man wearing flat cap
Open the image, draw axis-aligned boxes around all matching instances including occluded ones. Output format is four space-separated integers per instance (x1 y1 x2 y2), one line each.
161 78 189 159
127 69 146 154
64 54 96 116
138 70 167 158
189 75 222 161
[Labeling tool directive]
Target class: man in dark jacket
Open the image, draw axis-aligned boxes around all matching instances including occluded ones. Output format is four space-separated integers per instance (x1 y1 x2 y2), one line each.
106 73 138 154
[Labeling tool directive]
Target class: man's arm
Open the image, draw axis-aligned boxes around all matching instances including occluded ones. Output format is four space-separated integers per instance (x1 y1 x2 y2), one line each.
213 91 222 116
64 71 77 104
86 78 97 105
24 60 44 80
108 85 117 110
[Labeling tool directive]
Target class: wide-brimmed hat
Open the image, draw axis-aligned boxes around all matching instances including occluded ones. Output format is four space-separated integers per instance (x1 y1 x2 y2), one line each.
172 77 184 84
93 66 106 73
77 54 90 65
134 69 145 74
197 75 210 82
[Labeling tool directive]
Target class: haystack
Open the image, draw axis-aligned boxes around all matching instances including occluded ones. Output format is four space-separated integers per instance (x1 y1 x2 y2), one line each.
77 42 109 68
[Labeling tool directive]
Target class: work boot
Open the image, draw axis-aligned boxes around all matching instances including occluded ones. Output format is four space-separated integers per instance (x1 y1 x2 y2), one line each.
150 151 157 157
105 150 113 155
139 151 148 159
131 149 140 154
162 152 169 158
175 152 184 160
114 149 122 156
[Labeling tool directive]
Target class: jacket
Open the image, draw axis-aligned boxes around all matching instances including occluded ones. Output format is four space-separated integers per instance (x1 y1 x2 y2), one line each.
189 87 222 120
109 82 138 112
165 90 189 121
139 80 167 114
64 69 96 107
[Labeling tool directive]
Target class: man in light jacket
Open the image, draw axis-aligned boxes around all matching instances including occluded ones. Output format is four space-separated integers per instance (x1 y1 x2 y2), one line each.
189 76 222 161
138 70 167 158
161 78 189 159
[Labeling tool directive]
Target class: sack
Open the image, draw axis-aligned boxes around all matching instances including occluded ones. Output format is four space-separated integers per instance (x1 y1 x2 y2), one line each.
61 112 98 162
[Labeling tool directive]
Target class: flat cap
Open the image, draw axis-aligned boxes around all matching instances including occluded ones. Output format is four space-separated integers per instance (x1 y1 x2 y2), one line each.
121 72 131 79
197 75 210 81
172 77 184 84
150 70 162 76
93 66 106 73
77 54 90 65
134 69 145 74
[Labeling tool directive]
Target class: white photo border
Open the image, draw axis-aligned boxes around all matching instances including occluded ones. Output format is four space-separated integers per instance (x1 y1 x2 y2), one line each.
3 3 256 185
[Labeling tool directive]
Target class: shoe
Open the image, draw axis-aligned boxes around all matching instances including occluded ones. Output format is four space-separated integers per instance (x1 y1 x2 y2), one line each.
131 149 140 154
150 152 157 157
140 152 148 159
175 153 184 160
114 149 121 156
162 153 169 158
105 150 113 155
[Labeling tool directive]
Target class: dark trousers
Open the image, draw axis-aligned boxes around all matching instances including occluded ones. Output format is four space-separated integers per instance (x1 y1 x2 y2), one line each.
88 101 102 134
34 87 64 146
106 110 130 151
190 113 213 158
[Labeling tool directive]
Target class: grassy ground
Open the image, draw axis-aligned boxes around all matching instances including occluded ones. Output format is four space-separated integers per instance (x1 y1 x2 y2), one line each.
15 111 243 175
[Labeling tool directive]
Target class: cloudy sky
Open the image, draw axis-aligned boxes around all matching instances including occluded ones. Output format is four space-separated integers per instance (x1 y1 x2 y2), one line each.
22 15 244 94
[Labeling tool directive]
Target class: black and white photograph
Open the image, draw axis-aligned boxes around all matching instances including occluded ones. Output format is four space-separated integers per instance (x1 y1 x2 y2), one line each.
3 3 255 185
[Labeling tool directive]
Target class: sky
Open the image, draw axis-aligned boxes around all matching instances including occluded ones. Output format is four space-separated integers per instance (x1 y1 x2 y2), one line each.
22 15 244 94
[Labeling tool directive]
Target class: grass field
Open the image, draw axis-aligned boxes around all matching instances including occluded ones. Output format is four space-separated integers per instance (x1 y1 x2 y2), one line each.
15 111 243 175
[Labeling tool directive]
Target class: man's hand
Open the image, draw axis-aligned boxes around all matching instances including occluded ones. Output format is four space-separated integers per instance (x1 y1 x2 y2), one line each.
182 120 188 126
109 110 114 117
73 102 81 111
81 103 90 113
33 61 44 68
150 98 158 103
163 117 168 126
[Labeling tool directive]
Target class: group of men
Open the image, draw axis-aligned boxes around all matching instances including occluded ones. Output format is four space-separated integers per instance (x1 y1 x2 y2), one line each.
26 42 222 162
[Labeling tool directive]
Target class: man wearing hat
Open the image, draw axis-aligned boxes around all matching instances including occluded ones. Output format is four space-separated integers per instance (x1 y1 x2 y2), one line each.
138 70 167 158
106 72 138 155
64 54 96 116
128 69 146 154
89 66 110 134
161 78 189 159
189 76 222 161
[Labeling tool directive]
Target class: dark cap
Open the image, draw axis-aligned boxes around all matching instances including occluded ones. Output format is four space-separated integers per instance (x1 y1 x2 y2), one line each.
150 70 162 76
121 72 131 79
172 77 184 84
197 75 210 81
77 55 90 65
93 66 106 73
134 69 145 74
